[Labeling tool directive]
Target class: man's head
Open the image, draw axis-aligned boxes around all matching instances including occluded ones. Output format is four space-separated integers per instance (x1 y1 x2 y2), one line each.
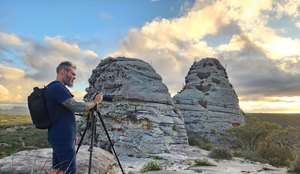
56 61 76 87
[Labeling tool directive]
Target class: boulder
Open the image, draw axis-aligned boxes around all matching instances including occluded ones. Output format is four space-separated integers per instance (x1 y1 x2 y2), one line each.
173 58 245 143
80 57 188 157
0 145 117 174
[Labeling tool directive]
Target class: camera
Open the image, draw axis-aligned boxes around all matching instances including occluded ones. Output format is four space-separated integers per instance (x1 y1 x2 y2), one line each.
103 93 113 102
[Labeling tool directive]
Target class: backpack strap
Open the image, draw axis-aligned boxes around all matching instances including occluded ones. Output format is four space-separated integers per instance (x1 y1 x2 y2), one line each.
46 80 60 88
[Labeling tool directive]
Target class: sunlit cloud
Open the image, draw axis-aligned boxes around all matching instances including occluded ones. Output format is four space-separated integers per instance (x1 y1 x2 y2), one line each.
108 0 300 113
240 96 300 113
0 32 101 103
1 0 300 113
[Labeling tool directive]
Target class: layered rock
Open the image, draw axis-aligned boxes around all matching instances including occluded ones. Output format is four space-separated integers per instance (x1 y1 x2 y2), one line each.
80 57 188 157
173 58 244 143
0 145 117 174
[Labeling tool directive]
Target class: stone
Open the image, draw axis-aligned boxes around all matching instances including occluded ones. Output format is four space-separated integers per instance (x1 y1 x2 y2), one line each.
80 57 188 157
173 58 245 143
0 145 117 174
117 144 287 174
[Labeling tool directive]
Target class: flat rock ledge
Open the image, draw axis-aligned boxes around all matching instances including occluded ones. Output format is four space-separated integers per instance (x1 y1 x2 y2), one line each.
117 144 287 174
0 145 117 174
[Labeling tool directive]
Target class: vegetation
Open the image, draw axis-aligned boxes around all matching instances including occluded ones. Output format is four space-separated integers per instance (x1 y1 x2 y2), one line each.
140 160 163 173
209 148 233 160
0 114 49 159
187 132 213 150
194 158 216 166
226 116 300 171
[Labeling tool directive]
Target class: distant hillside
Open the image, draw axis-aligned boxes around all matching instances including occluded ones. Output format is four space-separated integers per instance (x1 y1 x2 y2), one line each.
246 113 300 128
0 106 29 115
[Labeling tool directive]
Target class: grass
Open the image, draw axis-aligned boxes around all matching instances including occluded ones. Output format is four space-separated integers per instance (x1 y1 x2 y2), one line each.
140 160 163 173
194 158 216 166
0 113 32 126
209 148 233 160
0 114 49 159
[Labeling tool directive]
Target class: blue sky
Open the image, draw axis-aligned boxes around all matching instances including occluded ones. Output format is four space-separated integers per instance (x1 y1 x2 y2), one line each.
1 0 187 58
1 0 300 113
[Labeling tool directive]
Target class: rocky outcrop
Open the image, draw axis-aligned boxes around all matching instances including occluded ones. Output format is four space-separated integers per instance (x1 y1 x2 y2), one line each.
81 57 188 157
118 144 287 174
173 58 245 143
0 145 117 174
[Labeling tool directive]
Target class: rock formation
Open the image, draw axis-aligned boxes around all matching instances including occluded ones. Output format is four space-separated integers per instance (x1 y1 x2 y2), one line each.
80 57 188 157
0 145 117 174
173 58 245 143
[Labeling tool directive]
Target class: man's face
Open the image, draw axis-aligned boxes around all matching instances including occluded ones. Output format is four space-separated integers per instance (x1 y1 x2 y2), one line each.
63 67 76 87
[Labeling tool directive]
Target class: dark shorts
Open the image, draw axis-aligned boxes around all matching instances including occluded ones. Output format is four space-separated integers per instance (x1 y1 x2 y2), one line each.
49 142 76 174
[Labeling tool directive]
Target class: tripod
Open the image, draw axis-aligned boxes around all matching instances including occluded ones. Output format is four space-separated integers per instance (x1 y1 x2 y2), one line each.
76 106 125 174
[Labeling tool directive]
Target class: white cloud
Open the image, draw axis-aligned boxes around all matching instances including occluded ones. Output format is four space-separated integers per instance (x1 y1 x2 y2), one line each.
296 21 300 29
0 65 42 103
109 0 300 106
0 65 25 80
0 85 10 102
0 32 22 46
273 0 300 18
0 32 101 103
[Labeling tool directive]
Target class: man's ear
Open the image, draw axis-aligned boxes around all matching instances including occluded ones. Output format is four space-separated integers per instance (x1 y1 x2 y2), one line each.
62 68 67 75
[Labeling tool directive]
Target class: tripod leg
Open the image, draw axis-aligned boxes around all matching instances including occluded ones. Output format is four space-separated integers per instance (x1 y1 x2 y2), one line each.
76 122 89 154
97 111 125 174
88 109 97 174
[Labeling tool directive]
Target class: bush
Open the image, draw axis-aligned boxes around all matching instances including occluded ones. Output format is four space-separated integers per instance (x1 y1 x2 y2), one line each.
194 158 216 166
140 160 163 173
233 150 268 164
289 149 300 173
187 132 213 150
226 120 281 151
256 139 292 167
209 148 233 160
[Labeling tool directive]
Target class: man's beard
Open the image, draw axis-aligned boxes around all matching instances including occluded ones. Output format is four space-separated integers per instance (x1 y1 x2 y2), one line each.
63 74 73 87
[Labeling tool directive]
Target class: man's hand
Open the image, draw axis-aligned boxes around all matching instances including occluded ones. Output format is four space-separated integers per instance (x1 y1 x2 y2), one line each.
94 92 103 105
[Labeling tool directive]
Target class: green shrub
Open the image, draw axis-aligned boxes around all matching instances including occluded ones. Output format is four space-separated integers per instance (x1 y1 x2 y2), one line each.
194 158 216 166
152 156 163 160
256 139 292 167
226 120 281 151
187 132 213 150
233 150 268 164
0 124 49 158
209 148 233 160
140 160 163 173
288 149 300 173
291 155 300 173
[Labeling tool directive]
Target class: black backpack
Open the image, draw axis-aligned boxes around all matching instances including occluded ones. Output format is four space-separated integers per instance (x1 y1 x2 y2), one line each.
27 81 58 129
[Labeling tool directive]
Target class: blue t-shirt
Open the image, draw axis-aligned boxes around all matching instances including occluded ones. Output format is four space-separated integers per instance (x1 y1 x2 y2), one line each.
45 81 76 144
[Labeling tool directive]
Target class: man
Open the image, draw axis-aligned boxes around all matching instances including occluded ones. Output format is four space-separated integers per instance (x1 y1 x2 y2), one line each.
45 61 103 174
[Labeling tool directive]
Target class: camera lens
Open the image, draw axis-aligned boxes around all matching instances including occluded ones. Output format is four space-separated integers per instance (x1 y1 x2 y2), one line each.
103 93 113 102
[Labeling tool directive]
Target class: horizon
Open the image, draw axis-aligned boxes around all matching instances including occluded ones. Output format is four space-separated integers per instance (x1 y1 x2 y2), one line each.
1 0 300 113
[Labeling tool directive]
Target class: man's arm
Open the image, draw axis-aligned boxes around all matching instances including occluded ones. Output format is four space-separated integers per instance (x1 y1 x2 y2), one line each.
62 98 98 112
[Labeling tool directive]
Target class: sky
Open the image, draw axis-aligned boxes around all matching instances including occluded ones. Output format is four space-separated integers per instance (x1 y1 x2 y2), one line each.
0 0 300 113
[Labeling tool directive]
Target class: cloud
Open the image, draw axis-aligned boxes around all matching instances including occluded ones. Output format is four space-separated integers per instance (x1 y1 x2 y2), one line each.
0 84 10 102
0 32 101 103
0 32 22 46
1 0 300 113
296 21 300 29
109 0 300 108
0 64 42 104
273 0 300 18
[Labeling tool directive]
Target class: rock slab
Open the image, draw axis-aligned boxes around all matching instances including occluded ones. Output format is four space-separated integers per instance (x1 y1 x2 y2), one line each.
0 145 117 174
